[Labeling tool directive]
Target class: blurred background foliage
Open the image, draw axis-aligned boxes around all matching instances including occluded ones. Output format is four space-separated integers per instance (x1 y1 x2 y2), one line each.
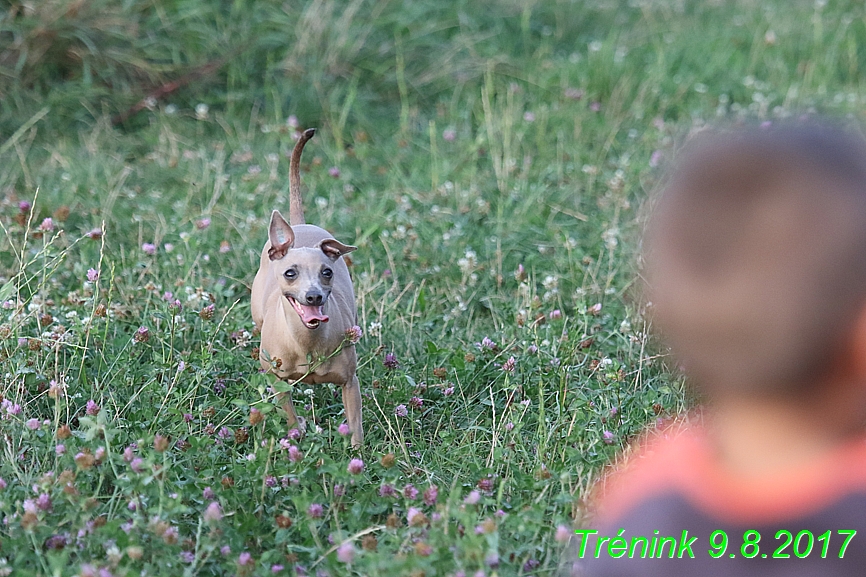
2 0 574 131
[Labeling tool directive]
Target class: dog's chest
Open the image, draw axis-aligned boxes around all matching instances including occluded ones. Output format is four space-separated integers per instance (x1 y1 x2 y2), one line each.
269 343 353 385
260 315 351 378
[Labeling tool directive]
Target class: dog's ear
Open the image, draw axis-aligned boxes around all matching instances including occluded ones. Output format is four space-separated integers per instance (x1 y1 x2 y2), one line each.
268 210 295 261
319 238 357 261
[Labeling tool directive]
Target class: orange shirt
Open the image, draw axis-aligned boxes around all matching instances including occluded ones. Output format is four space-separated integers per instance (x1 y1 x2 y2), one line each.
572 427 866 576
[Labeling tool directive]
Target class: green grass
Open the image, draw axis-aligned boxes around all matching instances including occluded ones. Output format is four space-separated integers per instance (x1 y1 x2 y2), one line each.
1 0 865 575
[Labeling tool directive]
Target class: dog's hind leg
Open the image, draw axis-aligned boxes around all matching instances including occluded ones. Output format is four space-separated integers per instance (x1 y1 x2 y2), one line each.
342 375 363 447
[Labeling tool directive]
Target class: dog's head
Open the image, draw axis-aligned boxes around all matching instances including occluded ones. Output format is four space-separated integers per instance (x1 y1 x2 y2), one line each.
267 210 356 329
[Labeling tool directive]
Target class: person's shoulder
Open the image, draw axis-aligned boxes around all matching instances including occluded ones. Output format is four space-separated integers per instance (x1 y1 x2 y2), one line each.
591 424 707 524
593 426 866 527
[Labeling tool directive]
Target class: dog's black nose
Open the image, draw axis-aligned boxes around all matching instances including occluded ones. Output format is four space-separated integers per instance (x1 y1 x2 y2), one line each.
305 292 324 306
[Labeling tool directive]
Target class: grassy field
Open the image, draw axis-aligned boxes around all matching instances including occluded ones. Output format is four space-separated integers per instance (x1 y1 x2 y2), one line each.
1 0 865 575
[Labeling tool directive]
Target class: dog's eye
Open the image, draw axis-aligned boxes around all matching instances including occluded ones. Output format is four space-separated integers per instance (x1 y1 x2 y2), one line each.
321 268 333 278
283 269 297 280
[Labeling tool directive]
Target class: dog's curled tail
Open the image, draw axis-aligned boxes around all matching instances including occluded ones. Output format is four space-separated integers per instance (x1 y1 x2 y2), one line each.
289 127 316 226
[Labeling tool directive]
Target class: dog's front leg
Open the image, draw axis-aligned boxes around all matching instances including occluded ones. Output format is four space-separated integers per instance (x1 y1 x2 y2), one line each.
342 375 363 447
278 390 305 433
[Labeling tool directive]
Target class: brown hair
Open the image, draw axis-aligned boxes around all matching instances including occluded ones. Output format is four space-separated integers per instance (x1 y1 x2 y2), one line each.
645 122 866 394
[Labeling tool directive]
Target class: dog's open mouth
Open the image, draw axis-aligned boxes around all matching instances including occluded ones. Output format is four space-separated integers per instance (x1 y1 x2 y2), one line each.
286 296 329 329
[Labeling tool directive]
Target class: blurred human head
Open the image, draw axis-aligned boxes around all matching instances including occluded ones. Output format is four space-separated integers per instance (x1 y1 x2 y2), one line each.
645 121 866 396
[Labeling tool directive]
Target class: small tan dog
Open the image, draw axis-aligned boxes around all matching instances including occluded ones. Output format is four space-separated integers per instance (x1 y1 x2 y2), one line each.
251 128 363 446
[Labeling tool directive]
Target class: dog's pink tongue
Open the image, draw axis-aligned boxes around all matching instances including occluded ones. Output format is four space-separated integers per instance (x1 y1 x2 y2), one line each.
298 304 329 324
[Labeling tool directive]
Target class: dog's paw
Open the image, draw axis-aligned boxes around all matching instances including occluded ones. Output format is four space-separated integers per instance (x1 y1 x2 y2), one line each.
287 416 307 438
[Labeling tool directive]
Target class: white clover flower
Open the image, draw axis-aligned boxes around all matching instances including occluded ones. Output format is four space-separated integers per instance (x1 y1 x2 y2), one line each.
608 169 625 192
368 321 382 337
457 250 477 274
602 228 619 250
